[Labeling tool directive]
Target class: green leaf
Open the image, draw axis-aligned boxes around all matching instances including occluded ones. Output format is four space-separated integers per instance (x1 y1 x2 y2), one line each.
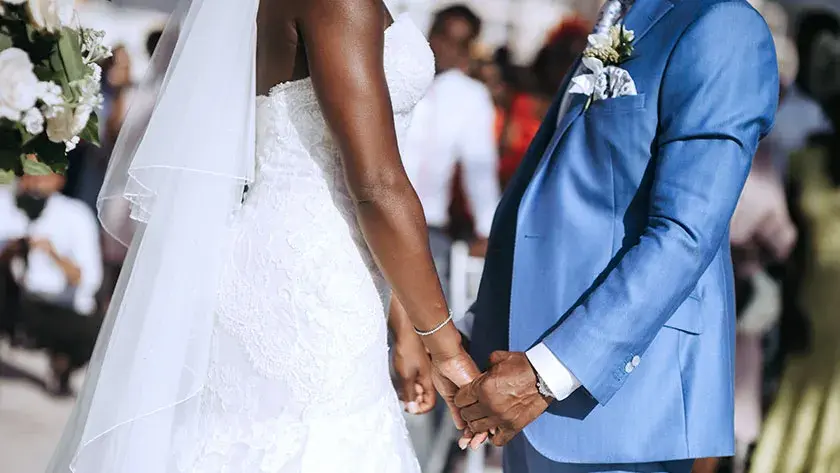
21 156 53 176
79 112 100 147
0 32 12 52
0 169 15 185
57 27 86 83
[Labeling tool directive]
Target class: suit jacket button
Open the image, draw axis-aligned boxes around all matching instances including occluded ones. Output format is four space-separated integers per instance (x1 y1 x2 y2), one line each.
624 362 634 374
632 355 641 367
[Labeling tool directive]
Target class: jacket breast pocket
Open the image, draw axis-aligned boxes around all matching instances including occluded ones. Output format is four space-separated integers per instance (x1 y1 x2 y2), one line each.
586 93 647 115
663 293 704 335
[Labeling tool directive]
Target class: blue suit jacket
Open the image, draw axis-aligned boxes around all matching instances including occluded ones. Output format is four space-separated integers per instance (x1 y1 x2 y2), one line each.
469 0 778 464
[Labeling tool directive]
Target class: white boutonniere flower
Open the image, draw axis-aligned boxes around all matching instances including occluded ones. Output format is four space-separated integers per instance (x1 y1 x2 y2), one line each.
569 25 637 109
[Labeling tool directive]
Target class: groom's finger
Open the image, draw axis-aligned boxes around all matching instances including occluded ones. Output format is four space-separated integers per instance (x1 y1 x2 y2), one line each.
490 427 516 447
460 401 491 422
467 416 500 434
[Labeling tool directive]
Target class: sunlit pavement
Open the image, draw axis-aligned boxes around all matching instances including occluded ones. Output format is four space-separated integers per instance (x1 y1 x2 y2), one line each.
0 343 503 473
0 344 82 473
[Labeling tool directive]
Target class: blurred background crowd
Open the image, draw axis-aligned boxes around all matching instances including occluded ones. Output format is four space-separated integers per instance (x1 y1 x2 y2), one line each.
1 0 839 472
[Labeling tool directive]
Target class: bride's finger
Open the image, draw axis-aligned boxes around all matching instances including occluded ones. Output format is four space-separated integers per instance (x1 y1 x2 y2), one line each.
469 431 489 450
415 383 435 414
458 429 474 450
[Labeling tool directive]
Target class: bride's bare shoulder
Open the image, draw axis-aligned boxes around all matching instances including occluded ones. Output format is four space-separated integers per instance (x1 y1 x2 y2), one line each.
295 0 392 29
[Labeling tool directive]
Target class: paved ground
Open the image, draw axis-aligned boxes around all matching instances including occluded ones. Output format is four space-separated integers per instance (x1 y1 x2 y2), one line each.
0 344 82 473
0 343 502 473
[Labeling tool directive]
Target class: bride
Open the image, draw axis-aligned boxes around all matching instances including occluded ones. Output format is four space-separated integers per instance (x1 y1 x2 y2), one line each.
47 0 486 471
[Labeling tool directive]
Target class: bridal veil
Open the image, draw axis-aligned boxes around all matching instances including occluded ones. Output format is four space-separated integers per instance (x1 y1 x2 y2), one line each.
47 0 259 471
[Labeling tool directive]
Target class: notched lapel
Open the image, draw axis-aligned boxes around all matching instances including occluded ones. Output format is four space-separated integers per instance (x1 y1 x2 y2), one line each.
623 0 675 44
555 93 587 143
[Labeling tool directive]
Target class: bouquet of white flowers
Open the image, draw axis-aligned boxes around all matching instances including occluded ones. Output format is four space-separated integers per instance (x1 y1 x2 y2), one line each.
0 0 110 183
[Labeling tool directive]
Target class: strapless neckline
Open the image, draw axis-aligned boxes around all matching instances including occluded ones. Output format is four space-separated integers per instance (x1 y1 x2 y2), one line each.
259 13 414 99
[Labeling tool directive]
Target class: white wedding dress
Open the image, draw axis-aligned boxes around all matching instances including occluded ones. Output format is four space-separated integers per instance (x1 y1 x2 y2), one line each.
174 13 435 473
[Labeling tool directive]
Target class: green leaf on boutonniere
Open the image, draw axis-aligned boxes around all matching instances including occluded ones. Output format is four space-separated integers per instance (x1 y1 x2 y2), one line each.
79 112 100 146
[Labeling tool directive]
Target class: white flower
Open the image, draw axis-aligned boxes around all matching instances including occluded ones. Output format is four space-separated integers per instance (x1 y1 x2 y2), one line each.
46 103 90 143
569 57 608 100
37 81 64 107
21 107 44 134
65 135 80 152
75 75 103 108
72 103 92 131
88 62 102 83
26 0 75 33
588 32 613 50
0 48 40 121
45 106 75 142
80 28 110 62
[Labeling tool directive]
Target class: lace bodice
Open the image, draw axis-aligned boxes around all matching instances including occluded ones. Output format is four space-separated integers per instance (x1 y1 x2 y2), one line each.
177 14 434 473
250 13 434 198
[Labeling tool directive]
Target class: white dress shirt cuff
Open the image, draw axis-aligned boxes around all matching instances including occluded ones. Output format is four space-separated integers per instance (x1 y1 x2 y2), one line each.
526 343 581 401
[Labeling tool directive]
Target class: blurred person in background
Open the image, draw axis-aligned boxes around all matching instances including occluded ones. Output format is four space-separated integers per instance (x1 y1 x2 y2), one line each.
497 17 589 187
64 45 134 213
0 173 103 396
400 4 499 270
749 10 840 473
698 8 801 473
769 9 836 172
97 32 164 311
397 3 500 466
74 0 167 85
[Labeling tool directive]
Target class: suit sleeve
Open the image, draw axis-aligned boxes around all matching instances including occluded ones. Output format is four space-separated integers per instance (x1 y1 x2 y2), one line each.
541 3 779 405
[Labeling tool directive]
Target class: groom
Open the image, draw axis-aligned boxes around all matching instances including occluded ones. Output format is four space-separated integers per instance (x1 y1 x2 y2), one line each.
454 0 779 472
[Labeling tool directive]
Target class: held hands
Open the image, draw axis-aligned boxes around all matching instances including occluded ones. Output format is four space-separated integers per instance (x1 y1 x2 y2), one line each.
429 348 490 447
454 351 552 447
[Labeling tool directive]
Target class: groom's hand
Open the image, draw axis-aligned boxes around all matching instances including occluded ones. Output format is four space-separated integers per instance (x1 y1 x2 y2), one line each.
454 351 551 447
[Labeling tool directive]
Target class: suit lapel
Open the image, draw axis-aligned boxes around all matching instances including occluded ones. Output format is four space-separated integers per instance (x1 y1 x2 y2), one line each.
623 0 675 44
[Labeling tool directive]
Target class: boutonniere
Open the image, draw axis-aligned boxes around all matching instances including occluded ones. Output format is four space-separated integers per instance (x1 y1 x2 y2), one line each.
569 25 638 110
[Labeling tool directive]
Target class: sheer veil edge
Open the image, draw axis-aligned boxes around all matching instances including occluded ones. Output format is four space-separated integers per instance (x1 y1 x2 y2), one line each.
47 0 259 471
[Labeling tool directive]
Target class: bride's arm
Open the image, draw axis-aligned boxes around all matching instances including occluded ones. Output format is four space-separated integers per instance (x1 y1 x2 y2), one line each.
298 0 463 357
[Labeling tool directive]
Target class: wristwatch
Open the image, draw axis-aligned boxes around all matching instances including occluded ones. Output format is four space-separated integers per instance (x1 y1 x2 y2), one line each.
535 371 555 399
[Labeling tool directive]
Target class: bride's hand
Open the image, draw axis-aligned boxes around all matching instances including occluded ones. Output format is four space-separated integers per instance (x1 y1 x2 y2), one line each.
393 333 435 415
430 348 490 449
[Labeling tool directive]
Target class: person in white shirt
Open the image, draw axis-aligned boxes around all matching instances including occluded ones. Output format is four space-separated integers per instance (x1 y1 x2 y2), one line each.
0 173 103 395
394 5 500 468
400 4 501 294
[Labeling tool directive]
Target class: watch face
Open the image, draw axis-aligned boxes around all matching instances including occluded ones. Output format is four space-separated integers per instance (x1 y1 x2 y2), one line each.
15 193 48 221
